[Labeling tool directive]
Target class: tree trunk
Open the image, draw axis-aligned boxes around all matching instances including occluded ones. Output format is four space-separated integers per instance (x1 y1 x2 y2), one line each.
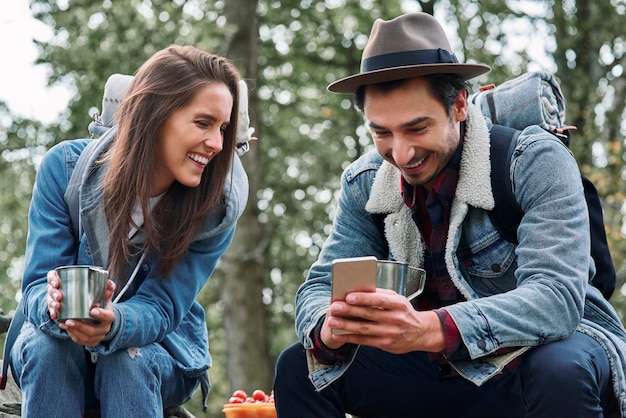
218 0 273 394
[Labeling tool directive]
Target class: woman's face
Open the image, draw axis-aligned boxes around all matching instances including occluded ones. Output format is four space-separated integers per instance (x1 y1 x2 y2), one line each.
153 82 233 196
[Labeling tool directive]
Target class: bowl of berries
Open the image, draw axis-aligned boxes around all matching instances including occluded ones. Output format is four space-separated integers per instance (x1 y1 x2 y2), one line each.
223 389 276 418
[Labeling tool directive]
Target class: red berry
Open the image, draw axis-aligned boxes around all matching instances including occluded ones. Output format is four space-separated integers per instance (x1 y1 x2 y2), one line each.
228 396 244 404
231 389 247 400
252 389 268 402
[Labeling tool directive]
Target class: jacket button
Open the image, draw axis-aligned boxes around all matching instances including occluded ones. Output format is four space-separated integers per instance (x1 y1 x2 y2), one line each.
491 264 501 272
477 340 487 350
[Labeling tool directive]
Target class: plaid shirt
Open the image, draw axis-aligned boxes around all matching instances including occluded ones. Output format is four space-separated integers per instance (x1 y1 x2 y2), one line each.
401 140 469 371
403 133 520 376
402 144 465 311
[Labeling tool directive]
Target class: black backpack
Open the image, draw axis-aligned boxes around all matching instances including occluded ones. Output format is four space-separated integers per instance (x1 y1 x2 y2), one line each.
489 124 616 300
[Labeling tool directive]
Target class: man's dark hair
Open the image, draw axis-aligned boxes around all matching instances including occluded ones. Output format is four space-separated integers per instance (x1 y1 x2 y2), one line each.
354 74 468 118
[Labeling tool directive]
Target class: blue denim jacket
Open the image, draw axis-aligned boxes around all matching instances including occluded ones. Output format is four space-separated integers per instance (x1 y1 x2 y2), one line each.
20 132 248 388
295 104 626 415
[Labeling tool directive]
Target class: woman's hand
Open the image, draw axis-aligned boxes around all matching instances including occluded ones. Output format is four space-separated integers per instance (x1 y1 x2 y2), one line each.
48 269 117 346
46 269 63 320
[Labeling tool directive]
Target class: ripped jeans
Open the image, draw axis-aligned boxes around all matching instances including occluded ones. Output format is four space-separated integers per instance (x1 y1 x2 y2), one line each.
10 322 199 418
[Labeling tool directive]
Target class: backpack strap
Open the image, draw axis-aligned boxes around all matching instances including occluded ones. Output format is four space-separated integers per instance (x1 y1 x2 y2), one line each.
64 138 102 241
583 177 616 299
489 125 616 299
0 298 24 390
489 124 523 243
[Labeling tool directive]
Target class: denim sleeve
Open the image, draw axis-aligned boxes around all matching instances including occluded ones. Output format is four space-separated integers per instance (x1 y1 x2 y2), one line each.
21 140 89 335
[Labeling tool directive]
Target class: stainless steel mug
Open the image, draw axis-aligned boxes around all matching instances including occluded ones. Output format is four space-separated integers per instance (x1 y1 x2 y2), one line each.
376 260 426 301
56 265 109 322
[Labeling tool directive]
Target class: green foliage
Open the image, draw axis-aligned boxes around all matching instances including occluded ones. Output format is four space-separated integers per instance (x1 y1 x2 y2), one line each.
0 107 48 315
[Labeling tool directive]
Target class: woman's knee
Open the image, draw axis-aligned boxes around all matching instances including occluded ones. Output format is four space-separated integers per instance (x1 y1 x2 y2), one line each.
95 346 157 378
13 323 85 371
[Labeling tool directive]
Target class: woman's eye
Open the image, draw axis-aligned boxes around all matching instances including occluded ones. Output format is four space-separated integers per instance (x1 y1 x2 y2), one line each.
195 120 209 128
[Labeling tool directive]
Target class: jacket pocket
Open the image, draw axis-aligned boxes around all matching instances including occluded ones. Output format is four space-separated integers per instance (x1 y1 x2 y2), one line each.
458 233 517 295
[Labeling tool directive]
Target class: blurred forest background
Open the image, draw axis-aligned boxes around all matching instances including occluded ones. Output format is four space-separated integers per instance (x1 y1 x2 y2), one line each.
0 0 625 416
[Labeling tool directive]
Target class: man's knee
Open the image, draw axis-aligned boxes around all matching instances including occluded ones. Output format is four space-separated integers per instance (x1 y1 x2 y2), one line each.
519 331 611 403
275 342 306 378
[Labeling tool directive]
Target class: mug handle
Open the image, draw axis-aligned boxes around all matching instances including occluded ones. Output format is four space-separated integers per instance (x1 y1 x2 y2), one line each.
406 266 426 301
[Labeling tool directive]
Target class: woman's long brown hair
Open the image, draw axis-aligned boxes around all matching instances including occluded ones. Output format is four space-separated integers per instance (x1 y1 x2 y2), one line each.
102 45 240 283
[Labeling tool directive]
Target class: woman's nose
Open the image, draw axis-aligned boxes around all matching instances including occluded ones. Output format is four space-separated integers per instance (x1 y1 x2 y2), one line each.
204 129 224 152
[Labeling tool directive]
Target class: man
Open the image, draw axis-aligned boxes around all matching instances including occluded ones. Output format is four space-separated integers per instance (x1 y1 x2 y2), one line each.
273 12 626 418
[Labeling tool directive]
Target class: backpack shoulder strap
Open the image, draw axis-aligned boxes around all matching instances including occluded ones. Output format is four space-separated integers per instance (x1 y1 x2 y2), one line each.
64 139 100 241
583 176 617 299
489 124 523 243
0 298 24 390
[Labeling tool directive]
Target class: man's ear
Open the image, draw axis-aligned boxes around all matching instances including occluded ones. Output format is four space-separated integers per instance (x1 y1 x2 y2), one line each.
453 89 468 122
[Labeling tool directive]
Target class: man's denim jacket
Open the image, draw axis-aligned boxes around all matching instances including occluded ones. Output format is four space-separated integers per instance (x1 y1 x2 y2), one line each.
19 132 248 401
295 104 626 415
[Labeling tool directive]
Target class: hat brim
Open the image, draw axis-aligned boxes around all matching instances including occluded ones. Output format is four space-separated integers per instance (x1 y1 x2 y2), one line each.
327 63 491 94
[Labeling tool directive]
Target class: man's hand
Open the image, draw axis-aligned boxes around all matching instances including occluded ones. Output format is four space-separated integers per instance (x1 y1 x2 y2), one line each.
320 288 445 354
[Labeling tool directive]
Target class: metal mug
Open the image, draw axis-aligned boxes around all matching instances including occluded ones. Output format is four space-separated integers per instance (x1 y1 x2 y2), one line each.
376 260 426 301
56 265 109 322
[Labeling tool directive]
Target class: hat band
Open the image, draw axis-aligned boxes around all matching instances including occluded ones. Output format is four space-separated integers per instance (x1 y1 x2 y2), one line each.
361 48 459 72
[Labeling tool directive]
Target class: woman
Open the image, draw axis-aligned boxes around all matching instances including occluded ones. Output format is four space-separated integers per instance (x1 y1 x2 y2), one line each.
10 45 248 416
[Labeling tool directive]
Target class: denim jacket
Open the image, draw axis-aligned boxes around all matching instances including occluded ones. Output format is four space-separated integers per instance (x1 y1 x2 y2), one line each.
295 104 626 415
20 131 248 393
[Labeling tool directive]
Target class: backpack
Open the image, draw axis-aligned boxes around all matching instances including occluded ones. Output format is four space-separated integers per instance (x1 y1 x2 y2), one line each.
489 125 615 300
475 73 616 301
371 71 615 301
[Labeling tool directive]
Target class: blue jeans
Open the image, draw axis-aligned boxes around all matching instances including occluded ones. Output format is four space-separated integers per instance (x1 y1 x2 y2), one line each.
11 322 199 418
274 331 615 418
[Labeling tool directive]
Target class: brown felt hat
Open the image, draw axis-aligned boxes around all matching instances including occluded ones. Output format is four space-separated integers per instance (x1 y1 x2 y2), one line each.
328 12 491 94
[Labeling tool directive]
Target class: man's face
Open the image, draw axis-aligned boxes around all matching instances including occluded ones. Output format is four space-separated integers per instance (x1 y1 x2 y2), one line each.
363 77 467 190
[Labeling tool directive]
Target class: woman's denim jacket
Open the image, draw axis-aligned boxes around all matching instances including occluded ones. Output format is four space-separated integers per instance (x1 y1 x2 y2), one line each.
295 104 626 415
19 131 248 399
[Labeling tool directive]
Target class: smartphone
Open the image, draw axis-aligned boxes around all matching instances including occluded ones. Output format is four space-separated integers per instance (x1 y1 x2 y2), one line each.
330 256 378 335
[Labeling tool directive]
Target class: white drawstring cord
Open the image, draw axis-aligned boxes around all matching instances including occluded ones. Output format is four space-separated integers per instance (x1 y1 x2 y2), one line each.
113 252 147 303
